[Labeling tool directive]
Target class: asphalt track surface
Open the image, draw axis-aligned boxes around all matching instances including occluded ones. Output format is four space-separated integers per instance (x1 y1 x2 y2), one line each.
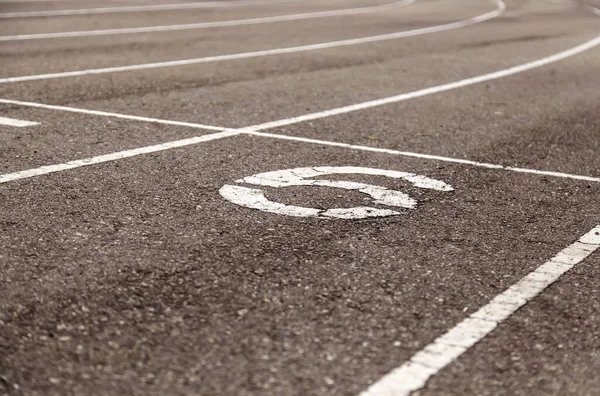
1 0 600 395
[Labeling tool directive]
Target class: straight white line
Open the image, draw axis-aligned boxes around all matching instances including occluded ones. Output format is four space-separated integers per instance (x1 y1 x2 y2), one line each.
0 0 413 41
241 130 600 183
0 99 226 132
0 0 504 84
0 0 599 184
359 225 600 396
0 116 39 127
0 0 292 18
0 130 239 184
1 98 599 184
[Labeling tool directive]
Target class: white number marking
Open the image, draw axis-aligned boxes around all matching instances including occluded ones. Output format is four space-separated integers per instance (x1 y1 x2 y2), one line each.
219 166 453 219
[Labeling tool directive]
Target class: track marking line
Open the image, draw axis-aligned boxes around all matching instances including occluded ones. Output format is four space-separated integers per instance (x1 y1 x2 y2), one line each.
241 130 600 183
240 34 600 131
359 225 600 396
0 0 293 18
1 0 599 184
0 116 39 127
0 100 226 132
0 100 598 184
0 0 414 42
0 130 239 184
0 0 505 84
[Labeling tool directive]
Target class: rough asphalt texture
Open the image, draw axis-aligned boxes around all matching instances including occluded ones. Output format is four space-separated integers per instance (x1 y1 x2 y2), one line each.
0 0 599 395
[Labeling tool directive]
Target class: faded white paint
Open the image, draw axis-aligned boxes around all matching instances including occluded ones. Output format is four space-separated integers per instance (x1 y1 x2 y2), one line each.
0 116 39 127
360 225 600 396
220 166 453 219
0 0 414 41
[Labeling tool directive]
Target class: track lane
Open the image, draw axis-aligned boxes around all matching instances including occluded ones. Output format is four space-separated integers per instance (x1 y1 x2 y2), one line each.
0 0 414 42
0 0 504 83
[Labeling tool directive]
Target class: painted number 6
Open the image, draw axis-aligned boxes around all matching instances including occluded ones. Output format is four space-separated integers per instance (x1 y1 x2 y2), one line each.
219 166 453 219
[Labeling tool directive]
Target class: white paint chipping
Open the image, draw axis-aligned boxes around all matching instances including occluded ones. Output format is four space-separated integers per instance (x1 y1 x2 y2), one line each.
0 0 292 18
0 116 39 127
220 166 452 219
0 0 414 41
0 0 504 84
0 130 239 184
359 225 600 396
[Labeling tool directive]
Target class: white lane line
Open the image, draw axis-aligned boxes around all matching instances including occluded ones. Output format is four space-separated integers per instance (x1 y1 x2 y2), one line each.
0 116 39 127
1 98 599 184
0 130 239 184
359 225 600 396
0 0 505 84
242 33 600 130
0 0 292 18
241 130 600 183
0 99 226 132
0 0 414 42
1 0 600 184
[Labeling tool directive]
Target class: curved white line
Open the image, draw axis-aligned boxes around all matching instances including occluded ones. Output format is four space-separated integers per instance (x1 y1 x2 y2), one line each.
0 0 505 84
0 0 293 18
0 5 597 185
0 0 413 42
244 32 600 130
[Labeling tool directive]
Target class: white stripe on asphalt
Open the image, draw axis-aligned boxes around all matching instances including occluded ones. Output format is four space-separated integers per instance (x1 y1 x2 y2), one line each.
0 116 39 127
0 0 414 41
0 100 226 131
0 130 239 184
242 32 600 131
1 99 599 184
241 130 600 183
0 0 292 18
1 0 599 184
359 225 600 396
0 0 505 84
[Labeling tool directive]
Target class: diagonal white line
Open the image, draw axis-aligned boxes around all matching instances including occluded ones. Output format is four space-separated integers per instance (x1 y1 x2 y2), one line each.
0 130 240 184
0 0 504 84
0 1 598 185
1 98 599 184
0 100 226 131
359 225 600 396
241 130 600 183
